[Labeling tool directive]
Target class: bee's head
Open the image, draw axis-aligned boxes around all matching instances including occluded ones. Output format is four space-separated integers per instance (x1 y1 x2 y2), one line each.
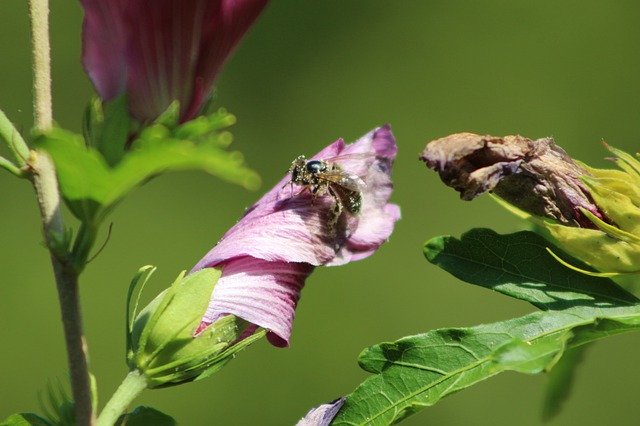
305 160 326 174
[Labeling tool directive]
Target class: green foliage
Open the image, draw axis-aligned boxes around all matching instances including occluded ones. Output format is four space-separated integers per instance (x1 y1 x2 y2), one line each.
333 305 640 425
332 229 640 425
424 228 639 308
39 381 75 426
0 414 50 426
36 107 260 223
115 406 176 426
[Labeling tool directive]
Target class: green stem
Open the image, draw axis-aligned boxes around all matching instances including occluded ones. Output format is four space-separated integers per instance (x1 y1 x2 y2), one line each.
0 155 23 177
0 109 30 166
97 370 148 426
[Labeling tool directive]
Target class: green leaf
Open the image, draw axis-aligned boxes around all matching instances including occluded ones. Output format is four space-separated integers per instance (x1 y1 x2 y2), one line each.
542 344 589 421
332 305 640 426
424 228 639 308
115 406 176 426
35 108 260 222
0 414 50 426
39 380 75 426
332 229 640 425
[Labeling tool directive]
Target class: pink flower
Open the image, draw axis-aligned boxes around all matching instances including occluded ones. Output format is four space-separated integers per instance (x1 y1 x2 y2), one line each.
80 0 269 122
191 126 400 347
296 398 345 426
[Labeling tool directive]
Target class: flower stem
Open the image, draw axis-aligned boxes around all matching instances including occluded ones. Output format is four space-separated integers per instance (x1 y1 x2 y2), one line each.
28 0 52 131
97 370 148 426
31 152 95 425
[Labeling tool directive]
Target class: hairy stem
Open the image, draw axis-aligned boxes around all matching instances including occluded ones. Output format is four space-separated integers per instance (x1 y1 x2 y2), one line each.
29 0 52 131
31 153 95 425
29 1 94 424
96 370 148 426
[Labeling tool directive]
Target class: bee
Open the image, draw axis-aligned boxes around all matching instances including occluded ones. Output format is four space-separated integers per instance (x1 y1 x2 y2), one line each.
287 155 364 229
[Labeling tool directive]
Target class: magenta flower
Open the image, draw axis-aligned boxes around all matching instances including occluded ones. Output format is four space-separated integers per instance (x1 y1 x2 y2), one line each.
80 0 269 122
191 126 400 347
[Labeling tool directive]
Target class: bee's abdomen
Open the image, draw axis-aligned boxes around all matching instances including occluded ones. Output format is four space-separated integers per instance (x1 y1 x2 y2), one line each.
346 193 362 213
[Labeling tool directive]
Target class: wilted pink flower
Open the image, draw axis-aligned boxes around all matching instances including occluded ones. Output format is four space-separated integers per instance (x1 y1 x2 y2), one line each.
191 126 400 347
80 0 269 122
296 398 346 426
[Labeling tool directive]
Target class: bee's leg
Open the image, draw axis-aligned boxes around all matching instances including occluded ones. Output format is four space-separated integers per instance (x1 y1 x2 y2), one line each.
309 184 319 206
310 183 328 206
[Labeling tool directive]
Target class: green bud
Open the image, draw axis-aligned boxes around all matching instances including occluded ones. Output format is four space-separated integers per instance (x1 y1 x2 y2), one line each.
533 145 640 276
126 266 264 388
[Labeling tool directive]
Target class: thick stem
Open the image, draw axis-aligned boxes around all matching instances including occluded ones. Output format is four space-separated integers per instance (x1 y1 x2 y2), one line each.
31 153 95 426
28 0 52 131
28 1 94 424
97 370 148 426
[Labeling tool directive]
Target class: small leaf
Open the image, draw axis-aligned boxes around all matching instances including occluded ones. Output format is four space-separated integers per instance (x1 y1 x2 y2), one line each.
333 305 640 426
115 406 176 426
424 228 638 308
0 414 50 426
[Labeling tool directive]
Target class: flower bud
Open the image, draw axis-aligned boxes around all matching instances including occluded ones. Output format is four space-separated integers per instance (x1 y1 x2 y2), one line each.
127 267 263 388
421 133 640 275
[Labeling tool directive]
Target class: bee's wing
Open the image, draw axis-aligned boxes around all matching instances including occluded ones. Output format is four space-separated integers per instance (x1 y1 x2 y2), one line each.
318 152 376 164
318 170 365 191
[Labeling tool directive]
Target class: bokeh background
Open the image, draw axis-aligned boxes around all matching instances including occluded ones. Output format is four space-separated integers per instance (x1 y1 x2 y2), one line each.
2 1 640 425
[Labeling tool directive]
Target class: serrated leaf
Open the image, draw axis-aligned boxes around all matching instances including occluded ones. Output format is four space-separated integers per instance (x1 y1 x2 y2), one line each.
115 406 176 426
332 305 640 426
35 109 260 222
424 228 639 308
0 413 50 426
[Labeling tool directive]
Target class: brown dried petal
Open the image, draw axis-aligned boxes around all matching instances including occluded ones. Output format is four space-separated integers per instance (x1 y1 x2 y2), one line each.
420 132 607 228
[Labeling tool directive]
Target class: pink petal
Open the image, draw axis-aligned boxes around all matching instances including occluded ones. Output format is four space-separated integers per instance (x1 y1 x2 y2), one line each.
80 0 128 100
124 0 207 121
193 126 400 347
192 125 400 270
296 398 346 426
200 257 313 347
183 0 270 120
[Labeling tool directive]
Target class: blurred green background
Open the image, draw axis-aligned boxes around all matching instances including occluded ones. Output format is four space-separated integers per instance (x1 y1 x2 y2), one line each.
2 1 640 425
